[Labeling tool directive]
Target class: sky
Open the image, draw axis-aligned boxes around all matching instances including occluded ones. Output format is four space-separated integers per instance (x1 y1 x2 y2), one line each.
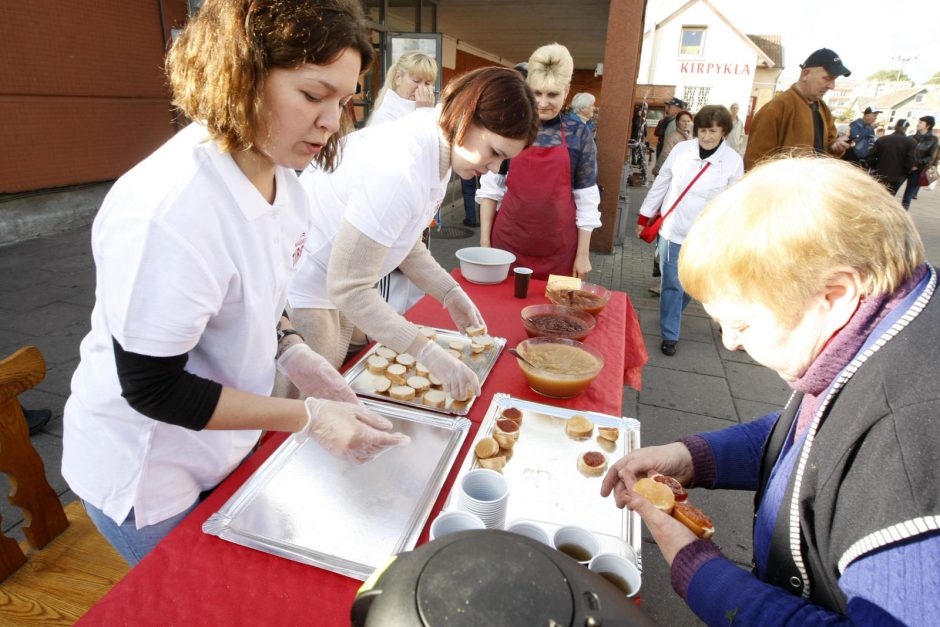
645 0 939 84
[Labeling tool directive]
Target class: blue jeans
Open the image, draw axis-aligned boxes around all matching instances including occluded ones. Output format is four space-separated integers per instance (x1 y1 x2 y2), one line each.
658 237 691 341
460 176 478 224
901 169 922 209
83 497 204 566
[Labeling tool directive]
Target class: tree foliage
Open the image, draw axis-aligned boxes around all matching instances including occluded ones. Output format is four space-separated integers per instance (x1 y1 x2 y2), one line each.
927 71 940 85
867 69 912 82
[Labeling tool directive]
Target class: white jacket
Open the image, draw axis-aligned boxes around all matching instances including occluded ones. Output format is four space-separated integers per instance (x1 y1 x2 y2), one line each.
639 139 743 244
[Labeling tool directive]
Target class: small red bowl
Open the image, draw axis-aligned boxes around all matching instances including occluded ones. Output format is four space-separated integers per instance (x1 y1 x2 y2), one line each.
521 304 596 340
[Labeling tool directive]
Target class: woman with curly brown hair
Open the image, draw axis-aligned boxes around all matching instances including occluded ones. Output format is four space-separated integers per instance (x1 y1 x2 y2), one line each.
62 0 409 566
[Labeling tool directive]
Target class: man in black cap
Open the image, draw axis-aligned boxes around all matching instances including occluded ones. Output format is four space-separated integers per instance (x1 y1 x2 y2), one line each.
843 106 880 165
744 48 853 170
654 96 687 161
869 119 916 196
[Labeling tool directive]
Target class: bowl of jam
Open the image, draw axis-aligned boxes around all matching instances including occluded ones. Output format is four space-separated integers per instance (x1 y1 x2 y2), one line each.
521 304 596 340
513 337 604 398
545 282 611 317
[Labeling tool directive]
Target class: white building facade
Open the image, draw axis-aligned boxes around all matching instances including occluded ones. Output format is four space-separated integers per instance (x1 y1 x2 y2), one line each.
638 0 782 120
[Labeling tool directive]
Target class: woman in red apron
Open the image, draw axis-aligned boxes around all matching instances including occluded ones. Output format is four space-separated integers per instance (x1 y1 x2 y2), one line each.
478 43 601 280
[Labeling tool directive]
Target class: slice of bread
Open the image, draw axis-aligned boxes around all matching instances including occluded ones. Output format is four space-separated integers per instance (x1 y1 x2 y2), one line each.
566 415 594 439
389 385 416 401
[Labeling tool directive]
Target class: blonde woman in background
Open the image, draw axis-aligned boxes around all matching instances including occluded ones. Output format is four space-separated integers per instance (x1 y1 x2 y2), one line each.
478 43 601 279
368 50 437 127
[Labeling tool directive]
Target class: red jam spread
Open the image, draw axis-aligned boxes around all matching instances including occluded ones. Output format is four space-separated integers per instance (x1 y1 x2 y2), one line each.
582 451 605 467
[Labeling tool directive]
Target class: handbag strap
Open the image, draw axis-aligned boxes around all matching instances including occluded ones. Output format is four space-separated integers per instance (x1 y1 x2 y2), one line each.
659 161 712 223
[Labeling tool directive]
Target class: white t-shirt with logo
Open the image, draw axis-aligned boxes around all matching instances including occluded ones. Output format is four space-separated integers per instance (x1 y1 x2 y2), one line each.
63 122 309 528
288 106 448 309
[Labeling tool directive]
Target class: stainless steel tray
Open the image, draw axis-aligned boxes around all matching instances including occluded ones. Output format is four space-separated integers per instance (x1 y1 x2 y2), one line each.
203 399 470 580
343 327 505 415
444 394 642 570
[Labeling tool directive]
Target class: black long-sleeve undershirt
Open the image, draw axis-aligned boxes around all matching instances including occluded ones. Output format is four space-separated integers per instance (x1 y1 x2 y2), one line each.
112 337 222 430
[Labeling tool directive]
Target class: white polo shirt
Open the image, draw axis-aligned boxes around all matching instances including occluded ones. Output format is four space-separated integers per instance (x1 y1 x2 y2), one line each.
288 106 448 309
62 122 309 528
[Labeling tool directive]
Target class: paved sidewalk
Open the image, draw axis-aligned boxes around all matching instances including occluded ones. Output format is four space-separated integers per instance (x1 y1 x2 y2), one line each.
2 173 939 625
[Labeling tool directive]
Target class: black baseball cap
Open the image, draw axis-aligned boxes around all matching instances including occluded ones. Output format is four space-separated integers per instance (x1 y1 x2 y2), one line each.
665 97 687 108
863 106 880 115
800 48 851 77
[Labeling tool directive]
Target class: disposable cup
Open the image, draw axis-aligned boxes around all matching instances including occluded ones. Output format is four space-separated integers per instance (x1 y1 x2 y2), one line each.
506 520 551 545
514 267 533 298
552 525 600 564
589 553 642 598
430 510 485 541
457 469 509 529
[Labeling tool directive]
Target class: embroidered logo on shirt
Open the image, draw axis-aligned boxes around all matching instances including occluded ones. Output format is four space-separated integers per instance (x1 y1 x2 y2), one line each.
292 232 307 267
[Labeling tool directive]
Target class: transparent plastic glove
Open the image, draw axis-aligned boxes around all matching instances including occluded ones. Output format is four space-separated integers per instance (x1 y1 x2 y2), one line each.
416 340 481 401
442 287 486 334
300 398 411 463
277 343 359 405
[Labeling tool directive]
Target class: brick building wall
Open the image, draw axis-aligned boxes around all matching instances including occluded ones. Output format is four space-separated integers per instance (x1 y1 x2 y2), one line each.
0 1 189 193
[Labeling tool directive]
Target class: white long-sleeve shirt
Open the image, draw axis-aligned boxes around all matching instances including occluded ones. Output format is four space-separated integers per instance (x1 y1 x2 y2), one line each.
638 139 743 244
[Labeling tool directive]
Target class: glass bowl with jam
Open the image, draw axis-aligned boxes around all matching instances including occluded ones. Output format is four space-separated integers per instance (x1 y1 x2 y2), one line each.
513 337 604 398
545 282 611 317
521 304 596 341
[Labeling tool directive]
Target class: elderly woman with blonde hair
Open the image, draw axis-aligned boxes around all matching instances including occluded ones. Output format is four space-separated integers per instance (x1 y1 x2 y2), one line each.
368 50 438 126
604 156 939 623
478 43 601 279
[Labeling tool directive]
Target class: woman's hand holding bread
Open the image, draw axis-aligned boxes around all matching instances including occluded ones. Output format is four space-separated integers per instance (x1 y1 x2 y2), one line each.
415 340 481 402
442 287 487 336
601 442 694 508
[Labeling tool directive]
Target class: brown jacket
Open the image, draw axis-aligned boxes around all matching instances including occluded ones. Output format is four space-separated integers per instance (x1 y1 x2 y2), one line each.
744 85 841 171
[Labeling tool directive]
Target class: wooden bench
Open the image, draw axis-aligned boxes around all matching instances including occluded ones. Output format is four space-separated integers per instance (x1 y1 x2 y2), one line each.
0 346 129 624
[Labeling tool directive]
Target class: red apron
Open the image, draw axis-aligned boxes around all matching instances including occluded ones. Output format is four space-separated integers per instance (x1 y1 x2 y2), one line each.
491 123 579 280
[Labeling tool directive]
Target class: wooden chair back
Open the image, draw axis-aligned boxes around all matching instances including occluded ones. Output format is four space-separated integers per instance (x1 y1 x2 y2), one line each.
0 346 130 624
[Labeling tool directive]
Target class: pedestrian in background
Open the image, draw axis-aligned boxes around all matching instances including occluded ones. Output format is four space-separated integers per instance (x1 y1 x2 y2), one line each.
901 116 939 209
843 106 879 165
744 48 853 170
636 105 743 356
870 119 916 197
569 92 597 135
652 110 692 176
726 102 747 156
654 97 686 161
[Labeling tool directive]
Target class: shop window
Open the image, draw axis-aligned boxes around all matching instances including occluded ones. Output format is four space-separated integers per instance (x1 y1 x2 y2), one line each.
683 86 711 112
679 27 706 57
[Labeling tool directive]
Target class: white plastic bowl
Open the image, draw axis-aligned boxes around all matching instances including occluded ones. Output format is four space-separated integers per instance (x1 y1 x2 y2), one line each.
455 247 516 284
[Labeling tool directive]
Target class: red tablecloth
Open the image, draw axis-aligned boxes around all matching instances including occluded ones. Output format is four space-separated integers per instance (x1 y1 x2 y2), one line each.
78 273 646 626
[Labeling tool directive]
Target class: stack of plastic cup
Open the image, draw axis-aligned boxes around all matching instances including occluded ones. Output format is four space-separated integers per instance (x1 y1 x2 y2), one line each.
457 469 509 529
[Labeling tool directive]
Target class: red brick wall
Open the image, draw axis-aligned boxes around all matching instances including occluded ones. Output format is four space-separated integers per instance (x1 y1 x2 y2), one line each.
441 49 504 86
0 1 189 192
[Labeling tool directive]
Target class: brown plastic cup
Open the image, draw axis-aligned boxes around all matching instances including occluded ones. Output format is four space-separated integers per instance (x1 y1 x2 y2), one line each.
514 267 533 298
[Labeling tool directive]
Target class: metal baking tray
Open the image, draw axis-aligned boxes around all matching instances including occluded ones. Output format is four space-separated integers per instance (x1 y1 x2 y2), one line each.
444 394 642 570
343 326 505 415
203 399 470 581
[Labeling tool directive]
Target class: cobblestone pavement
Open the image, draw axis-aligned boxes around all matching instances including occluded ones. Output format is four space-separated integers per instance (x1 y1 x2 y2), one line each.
3 169 939 625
